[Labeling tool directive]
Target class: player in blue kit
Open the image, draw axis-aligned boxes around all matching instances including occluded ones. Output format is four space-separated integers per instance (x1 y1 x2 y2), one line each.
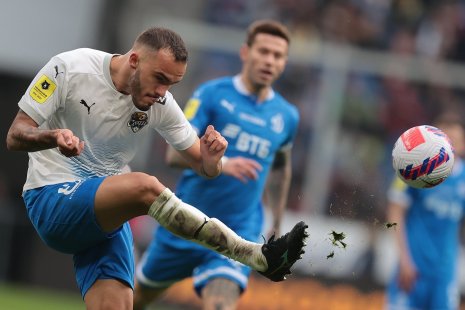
134 20 300 310
386 115 465 310
6 26 307 310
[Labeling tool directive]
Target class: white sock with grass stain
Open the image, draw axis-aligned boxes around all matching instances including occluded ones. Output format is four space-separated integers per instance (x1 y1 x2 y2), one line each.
148 188 267 271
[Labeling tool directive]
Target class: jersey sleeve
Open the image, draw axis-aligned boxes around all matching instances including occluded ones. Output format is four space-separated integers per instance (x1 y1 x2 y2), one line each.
280 104 300 151
182 85 213 136
387 175 412 208
18 56 68 126
154 93 198 151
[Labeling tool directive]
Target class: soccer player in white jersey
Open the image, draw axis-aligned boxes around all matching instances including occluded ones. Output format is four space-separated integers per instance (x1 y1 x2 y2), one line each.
134 20 300 310
386 115 465 310
6 27 308 309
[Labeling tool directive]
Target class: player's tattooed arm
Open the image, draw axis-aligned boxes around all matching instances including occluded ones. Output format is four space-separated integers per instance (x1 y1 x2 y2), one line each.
264 148 292 236
7 109 84 157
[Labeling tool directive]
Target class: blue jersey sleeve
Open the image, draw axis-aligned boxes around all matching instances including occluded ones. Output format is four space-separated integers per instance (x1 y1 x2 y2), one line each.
281 104 300 150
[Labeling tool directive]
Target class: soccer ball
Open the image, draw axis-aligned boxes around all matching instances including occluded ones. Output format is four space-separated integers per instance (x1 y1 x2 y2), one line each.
392 125 455 188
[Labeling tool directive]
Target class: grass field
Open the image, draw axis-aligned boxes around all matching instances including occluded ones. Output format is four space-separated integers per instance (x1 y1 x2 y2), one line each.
0 284 84 310
0 283 182 310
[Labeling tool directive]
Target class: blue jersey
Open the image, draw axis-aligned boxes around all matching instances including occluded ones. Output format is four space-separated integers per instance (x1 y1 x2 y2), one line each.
388 159 465 280
138 75 299 293
170 75 298 230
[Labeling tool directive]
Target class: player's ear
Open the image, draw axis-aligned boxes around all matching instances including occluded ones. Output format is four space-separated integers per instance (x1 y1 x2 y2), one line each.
129 52 139 69
239 44 248 62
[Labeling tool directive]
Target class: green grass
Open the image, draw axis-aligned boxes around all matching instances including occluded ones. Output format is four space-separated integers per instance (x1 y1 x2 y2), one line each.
0 284 84 310
0 283 185 310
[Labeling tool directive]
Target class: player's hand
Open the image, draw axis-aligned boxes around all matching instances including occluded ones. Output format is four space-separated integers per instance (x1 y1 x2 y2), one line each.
222 156 262 183
56 129 85 157
200 125 227 176
398 257 417 292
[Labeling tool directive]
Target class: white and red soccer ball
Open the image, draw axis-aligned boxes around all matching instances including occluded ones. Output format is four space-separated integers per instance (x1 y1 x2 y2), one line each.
392 125 455 188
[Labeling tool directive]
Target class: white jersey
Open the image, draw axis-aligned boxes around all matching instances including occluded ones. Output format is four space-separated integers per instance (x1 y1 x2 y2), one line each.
18 48 197 191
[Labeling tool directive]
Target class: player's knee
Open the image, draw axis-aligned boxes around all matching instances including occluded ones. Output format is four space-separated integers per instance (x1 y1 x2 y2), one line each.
133 282 166 310
85 279 132 310
99 296 132 310
130 172 165 205
202 278 240 310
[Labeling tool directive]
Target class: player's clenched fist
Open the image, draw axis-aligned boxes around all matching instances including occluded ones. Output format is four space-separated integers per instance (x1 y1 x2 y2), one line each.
199 125 228 177
56 129 85 157
200 125 227 155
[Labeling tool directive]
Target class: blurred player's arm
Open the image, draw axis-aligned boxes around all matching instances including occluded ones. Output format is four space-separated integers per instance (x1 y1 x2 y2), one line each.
167 141 262 182
264 148 292 236
387 199 417 292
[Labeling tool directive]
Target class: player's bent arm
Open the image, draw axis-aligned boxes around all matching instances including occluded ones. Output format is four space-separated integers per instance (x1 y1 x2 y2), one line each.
264 149 292 236
6 109 84 157
7 109 58 151
166 125 226 178
173 138 222 178
165 144 190 168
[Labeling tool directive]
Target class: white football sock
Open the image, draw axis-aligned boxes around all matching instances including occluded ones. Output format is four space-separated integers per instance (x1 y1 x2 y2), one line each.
148 188 267 271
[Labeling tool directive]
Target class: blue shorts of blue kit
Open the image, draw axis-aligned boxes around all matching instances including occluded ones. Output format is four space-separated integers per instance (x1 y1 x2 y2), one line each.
136 226 257 296
386 269 459 310
23 177 134 298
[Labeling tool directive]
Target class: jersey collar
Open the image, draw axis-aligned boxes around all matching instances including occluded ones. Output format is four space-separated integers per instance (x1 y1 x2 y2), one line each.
103 54 121 93
232 75 275 101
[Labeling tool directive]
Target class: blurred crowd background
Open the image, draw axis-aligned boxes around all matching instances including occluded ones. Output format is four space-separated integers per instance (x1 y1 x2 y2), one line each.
2 0 465 308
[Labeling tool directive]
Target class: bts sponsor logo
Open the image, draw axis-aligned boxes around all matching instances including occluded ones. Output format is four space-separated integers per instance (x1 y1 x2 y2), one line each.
222 123 271 158
236 132 271 158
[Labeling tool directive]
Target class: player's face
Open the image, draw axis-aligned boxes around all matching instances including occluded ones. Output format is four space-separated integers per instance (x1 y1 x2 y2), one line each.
130 48 186 111
241 33 288 90
442 124 465 158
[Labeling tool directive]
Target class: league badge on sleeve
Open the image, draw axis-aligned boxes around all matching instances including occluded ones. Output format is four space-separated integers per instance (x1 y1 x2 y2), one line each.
30 75 57 103
183 98 200 120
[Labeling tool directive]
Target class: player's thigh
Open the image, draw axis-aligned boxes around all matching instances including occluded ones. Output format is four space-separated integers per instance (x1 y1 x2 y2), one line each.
23 177 110 254
201 278 241 310
94 172 166 231
85 279 132 310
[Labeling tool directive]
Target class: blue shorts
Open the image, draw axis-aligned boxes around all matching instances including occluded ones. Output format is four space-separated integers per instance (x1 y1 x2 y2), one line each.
136 225 260 296
23 177 134 297
386 268 459 310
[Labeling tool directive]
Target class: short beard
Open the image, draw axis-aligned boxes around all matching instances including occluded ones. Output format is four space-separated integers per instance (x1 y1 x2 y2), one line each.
130 70 148 110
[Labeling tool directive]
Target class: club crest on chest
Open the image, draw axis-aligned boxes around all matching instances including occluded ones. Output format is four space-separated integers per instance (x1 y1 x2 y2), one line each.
128 112 148 133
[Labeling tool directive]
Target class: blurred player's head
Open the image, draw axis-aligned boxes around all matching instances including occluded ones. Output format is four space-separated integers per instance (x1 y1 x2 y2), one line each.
240 20 290 94
433 113 465 158
129 27 188 111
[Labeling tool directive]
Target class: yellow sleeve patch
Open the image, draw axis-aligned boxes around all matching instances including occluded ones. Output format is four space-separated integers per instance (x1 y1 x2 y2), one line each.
183 98 200 120
392 176 408 191
29 75 56 103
